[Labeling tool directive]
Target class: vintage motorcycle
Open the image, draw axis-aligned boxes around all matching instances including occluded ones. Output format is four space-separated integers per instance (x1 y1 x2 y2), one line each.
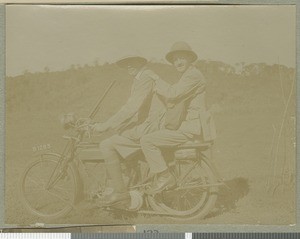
19 82 222 221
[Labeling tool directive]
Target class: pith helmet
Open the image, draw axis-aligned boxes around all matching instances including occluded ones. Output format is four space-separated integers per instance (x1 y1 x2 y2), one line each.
116 55 147 69
166 41 197 63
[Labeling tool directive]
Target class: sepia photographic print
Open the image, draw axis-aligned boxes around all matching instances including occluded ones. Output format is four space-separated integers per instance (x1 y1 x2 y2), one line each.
3 4 296 226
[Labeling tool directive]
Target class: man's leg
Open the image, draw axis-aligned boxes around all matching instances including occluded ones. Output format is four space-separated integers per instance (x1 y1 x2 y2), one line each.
140 129 191 193
99 135 140 206
99 137 126 194
140 129 191 174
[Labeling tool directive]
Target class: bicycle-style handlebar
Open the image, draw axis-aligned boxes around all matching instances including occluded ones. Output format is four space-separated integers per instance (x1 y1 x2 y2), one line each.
61 80 116 143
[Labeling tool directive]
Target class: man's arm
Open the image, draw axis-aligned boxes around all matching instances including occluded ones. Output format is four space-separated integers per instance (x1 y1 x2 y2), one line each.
99 74 154 132
155 71 205 101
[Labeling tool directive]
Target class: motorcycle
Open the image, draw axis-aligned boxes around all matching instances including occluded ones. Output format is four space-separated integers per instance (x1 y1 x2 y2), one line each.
19 82 222 221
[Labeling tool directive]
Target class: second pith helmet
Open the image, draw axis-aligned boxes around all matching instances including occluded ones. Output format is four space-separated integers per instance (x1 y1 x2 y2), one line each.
165 41 197 63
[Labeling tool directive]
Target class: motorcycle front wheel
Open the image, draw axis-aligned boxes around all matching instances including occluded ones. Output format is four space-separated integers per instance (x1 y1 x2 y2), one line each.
19 153 79 220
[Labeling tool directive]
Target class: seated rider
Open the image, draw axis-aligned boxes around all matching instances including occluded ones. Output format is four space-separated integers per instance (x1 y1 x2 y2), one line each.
140 42 217 195
93 55 165 206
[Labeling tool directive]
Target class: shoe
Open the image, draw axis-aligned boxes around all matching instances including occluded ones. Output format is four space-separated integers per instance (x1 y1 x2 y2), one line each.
146 170 176 195
101 191 131 207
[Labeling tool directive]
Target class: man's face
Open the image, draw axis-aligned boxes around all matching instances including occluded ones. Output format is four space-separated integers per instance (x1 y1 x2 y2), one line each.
127 66 139 76
172 54 191 73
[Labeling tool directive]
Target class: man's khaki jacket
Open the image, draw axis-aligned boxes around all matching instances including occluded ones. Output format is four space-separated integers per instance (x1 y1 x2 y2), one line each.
106 67 165 139
155 65 217 142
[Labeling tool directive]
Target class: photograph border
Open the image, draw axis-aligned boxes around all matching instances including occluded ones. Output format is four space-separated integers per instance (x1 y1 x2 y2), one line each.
0 0 298 233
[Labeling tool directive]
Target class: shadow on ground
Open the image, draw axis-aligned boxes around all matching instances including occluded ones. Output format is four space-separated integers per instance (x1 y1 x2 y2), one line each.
207 177 250 218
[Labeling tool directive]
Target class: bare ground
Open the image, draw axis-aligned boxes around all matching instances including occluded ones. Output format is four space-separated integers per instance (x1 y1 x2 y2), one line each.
4 106 295 226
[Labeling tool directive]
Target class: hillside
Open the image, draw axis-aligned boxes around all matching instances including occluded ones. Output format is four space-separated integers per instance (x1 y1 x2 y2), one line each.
6 61 295 117
5 60 296 225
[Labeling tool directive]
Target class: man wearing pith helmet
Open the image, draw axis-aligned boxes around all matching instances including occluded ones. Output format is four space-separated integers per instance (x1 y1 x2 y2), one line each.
141 41 216 194
93 55 165 206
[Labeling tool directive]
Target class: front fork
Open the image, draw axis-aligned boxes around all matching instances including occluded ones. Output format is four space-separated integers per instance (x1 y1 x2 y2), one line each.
43 155 84 204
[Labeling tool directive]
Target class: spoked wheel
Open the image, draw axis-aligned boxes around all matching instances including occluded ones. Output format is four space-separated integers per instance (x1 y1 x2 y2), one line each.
20 153 78 219
147 159 218 220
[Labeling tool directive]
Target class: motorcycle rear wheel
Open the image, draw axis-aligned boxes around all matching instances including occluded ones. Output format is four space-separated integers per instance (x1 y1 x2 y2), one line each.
147 159 218 220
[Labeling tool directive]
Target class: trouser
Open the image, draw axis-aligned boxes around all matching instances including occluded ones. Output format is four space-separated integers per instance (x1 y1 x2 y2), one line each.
99 134 141 192
140 129 192 174
99 135 140 163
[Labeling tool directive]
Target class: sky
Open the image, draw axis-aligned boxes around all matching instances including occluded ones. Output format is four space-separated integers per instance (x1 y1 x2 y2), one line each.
6 5 296 76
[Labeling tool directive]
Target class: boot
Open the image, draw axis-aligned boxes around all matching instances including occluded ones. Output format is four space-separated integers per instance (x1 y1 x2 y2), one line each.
102 161 131 207
146 169 176 195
